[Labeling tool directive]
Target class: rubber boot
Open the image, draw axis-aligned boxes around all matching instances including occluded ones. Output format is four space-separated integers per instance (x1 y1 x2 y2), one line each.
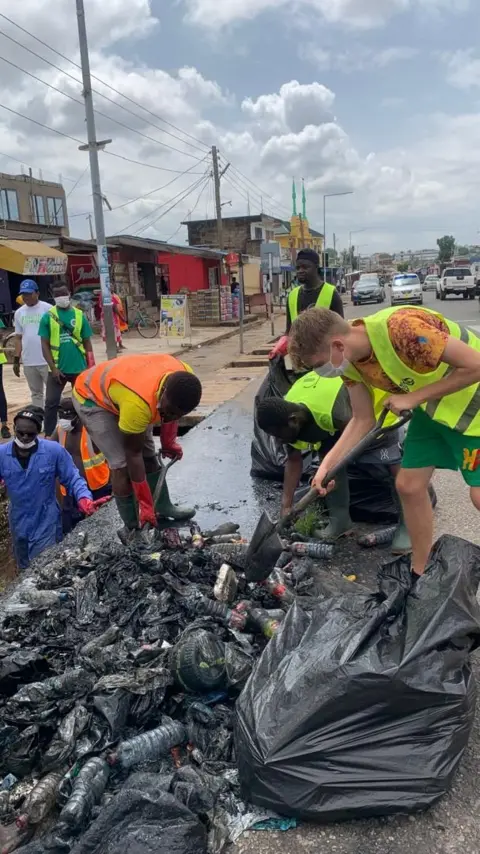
390 485 412 555
147 470 196 521
115 493 139 545
314 468 354 541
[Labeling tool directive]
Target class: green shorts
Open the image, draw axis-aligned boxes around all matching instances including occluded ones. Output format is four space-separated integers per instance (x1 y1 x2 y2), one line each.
402 408 480 486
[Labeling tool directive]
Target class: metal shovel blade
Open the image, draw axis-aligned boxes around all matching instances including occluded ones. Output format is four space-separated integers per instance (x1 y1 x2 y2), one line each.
245 510 284 582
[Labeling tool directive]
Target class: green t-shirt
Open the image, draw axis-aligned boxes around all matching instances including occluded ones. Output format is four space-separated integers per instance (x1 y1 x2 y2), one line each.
39 307 92 375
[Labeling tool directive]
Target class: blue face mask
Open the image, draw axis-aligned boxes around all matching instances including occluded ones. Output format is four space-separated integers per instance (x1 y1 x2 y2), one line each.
314 358 351 379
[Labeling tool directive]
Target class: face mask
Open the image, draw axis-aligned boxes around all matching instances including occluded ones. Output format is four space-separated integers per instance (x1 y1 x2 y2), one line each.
55 296 70 309
315 358 351 379
14 436 37 450
58 418 75 433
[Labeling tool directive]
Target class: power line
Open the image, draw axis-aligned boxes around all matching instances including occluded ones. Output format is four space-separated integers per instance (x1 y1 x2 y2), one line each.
0 13 210 155
0 39 203 162
134 174 211 237
121 171 209 234
108 155 209 212
228 160 290 216
166 175 211 242
66 167 88 199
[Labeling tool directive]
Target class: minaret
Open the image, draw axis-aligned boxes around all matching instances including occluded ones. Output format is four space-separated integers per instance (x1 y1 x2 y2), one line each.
302 178 306 220
292 178 297 216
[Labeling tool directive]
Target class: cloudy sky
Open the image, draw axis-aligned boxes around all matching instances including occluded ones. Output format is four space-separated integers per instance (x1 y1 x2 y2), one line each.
0 0 478 253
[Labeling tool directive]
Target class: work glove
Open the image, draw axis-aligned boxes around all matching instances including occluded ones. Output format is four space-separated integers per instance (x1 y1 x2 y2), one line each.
268 335 289 360
160 420 183 460
13 357 21 378
132 479 157 528
86 351 96 368
78 496 112 516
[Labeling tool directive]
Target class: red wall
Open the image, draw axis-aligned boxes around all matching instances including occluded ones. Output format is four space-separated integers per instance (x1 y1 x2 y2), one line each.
158 253 219 294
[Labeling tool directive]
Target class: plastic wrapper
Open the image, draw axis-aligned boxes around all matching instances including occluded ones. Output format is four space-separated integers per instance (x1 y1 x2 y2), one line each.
1 726 39 779
9 670 94 709
41 705 90 773
75 572 98 626
250 357 295 481
236 535 480 822
93 691 131 740
70 773 207 854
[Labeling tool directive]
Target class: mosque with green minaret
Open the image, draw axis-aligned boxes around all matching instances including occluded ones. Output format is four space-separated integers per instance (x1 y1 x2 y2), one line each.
274 178 324 263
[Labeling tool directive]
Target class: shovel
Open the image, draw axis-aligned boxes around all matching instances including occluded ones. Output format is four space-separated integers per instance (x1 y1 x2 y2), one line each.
245 408 412 582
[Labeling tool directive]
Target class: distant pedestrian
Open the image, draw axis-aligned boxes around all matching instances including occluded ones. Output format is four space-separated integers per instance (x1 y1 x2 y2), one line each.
39 281 95 436
0 315 10 439
13 279 52 410
98 288 126 351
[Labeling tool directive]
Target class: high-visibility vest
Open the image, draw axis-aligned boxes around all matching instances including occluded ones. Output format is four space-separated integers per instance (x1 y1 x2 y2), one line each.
344 305 480 436
75 354 192 421
49 306 85 366
287 283 336 323
59 426 110 495
284 371 398 451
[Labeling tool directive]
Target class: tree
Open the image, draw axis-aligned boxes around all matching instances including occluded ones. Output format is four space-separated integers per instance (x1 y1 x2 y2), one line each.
437 235 455 264
456 245 470 256
397 262 409 273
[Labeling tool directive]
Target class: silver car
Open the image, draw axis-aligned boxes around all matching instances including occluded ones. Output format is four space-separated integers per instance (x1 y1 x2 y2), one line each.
423 274 439 292
391 273 423 306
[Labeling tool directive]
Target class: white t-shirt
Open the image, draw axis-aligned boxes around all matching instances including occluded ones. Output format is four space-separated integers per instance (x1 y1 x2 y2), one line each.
14 301 52 366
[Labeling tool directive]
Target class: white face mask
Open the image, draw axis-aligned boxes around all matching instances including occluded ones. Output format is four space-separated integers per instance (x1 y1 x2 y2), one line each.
14 436 37 450
315 358 351 379
58 418 75 433
55 296 71 309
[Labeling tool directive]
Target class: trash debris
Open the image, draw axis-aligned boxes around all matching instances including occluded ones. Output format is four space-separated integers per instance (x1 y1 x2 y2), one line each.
236 534 480 822
58 757 110 831
213 566 238 603
108 720 187 770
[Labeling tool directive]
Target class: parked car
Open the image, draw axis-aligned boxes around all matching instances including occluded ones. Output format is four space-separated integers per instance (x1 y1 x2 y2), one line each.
352 275 385 305
437 266 475 300
390 273 423 306
423 274 439 292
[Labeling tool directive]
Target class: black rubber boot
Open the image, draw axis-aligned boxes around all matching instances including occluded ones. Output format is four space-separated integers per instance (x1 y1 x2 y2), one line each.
146 470 196 521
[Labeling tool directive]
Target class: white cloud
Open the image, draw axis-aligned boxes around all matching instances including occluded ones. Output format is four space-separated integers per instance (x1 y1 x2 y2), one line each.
242 81 335 136
183 0 468 30
304 44 418 72
442 49 480 89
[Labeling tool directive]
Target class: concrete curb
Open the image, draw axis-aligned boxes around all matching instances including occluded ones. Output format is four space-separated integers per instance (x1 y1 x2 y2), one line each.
170 318 264 357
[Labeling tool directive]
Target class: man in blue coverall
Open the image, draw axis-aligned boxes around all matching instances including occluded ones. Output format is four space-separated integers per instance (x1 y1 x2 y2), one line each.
0 407 104 569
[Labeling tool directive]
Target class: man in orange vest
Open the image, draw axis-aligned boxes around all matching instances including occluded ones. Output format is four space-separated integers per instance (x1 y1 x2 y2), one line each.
73 354 202 533
51 397 112 533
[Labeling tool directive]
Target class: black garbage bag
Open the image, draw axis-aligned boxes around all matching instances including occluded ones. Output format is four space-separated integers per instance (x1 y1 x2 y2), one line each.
235 534 480 822
250 357 294 481
71 773 207 854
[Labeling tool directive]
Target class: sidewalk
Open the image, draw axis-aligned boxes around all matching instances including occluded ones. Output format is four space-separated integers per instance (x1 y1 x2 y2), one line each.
2 317 280 423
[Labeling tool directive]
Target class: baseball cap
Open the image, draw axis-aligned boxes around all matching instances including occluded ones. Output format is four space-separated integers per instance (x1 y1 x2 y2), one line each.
19 279 39 295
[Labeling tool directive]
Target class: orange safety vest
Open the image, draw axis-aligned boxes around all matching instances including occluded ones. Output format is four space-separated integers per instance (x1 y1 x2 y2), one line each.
75 354 189 422
59 427 110 495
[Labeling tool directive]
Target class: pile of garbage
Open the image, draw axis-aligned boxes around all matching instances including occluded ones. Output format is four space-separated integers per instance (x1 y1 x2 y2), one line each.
0 521 313 854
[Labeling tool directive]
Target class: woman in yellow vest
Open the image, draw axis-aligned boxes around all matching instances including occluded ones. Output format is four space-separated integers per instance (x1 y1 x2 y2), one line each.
288 304 480 580
256 370 409 551
51 397 111 534
269 248 344 359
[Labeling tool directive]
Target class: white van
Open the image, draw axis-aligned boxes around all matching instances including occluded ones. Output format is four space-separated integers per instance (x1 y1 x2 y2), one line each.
438 266 475 300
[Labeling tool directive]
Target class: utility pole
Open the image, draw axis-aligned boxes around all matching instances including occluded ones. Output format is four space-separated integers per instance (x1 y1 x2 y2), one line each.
212 145 226 250
76 0 117 360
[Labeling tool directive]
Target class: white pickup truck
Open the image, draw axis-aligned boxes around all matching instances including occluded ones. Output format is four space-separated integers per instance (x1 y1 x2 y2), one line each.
438 266 475 300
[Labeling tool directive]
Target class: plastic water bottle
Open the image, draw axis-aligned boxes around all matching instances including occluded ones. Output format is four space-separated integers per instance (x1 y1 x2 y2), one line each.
16 769 64 827
247 608 281 639
22 589 71 608
59 758 110 830
262 568 295 604
289 542 334 559
108 721 187 770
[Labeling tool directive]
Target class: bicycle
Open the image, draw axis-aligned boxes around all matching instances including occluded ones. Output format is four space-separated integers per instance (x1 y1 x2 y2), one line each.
126 306 159 339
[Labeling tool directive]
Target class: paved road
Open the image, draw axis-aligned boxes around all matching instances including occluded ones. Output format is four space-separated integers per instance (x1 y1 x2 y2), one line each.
346 286 480 330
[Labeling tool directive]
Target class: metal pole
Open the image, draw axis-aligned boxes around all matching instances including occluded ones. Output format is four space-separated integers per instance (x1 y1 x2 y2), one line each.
212 146 223 250
268 252 275 337
238 254 245 354
323 194 327 282
76 0 117 360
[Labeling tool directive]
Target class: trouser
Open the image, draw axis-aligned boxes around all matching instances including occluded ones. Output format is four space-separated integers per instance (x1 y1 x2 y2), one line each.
44 372 79 437
23 365 49 410
0 364 7 423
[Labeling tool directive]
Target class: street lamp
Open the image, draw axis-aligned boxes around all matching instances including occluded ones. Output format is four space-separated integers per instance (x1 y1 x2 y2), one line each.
323 191 353 281
348 228 370 271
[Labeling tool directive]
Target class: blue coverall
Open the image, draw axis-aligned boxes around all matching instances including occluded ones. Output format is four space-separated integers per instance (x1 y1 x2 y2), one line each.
0 439 92 569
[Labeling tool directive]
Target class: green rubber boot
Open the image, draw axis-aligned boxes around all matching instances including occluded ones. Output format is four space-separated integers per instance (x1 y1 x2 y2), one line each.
147 470 196 521
390 483 412 555
115 493 139 545
315 468 354 541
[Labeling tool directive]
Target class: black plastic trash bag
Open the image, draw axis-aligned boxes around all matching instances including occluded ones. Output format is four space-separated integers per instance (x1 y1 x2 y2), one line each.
235 535 480 822
71 773 207 854
250 357 294 481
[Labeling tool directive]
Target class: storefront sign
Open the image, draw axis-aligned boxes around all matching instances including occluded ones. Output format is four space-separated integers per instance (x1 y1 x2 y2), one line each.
160 295 190 338
23 255 67 276
226 252 239 266
68 254 100 290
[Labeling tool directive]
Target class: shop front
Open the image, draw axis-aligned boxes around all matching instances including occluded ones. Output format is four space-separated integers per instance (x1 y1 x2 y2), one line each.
0 239 67 325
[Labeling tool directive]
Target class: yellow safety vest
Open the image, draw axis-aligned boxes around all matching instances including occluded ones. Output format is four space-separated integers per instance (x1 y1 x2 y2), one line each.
49 306 85 367
344 306 480 436
284 372 342 451
287 283 336 323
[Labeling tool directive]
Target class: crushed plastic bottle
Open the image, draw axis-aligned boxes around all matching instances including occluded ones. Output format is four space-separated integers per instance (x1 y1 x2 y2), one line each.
16 768 64 827
247 608 281 639
22 589 72 608
59 757 110 830
80 625 120 656
289 542 334 560
196 596 249 631
357 526 397 548
261 568 295 605
108 720 187 770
